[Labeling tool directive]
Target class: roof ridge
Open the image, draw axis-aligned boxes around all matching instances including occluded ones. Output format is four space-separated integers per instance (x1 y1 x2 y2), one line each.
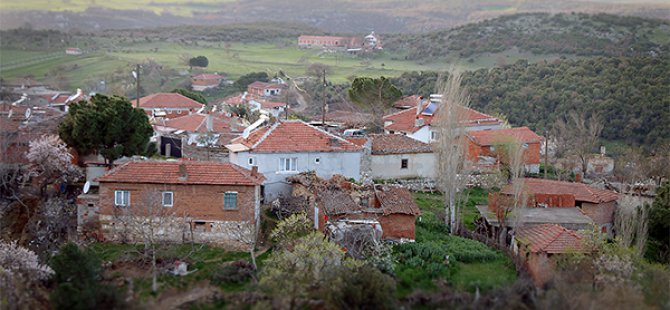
251 122 280 149
301 120 358 146
537 224 566 252
383 106 417 119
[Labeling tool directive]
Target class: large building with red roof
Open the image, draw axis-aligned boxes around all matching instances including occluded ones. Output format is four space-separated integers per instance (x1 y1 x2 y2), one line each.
225 120 363 200
91 160 265 249
498 178 619 235
383 96 503 143
138 93 204 119
191 73 225 92
465 126 543 173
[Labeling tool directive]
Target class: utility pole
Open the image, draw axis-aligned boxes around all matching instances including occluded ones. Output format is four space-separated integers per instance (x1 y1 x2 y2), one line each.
135 64 141 108
285 77 290 121
544 129 549 179
321 69 327 126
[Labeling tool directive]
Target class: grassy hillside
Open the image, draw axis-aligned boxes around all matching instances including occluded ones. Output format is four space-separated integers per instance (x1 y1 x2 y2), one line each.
385 13 670 61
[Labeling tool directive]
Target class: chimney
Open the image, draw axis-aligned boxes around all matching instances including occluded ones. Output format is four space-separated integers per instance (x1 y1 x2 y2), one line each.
416 96 424 116
251 166 258 177
206 113 213 132
600 145 606 156
178 163 188 181
575 172 583 183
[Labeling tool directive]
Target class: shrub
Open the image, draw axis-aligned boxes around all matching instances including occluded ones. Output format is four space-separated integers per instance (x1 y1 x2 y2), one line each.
211 260 255 285
445 236 499 263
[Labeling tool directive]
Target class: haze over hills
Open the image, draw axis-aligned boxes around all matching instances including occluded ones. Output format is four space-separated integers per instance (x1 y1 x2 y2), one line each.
1 0 669 32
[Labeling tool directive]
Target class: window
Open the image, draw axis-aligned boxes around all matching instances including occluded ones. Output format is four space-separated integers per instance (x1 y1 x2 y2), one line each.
224 192 238 210
314 157 321 164
279 157 298 172
431 131 439 140
114 190 130 206
401 159 409 169
248 157 255 166
522 143 529 149
490 146 496 152
162 192 173 207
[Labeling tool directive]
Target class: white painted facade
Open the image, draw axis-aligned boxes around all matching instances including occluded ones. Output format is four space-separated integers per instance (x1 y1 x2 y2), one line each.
370 152 436 180
230 151 362 200
387 123 504 144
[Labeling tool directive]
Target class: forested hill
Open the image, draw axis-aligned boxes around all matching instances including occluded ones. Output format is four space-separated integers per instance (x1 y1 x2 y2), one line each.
385 13 670 61
462 56 669 147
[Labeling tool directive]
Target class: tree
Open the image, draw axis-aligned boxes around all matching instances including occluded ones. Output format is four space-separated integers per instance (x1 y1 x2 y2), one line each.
305 63 329 79
494 138 527 246
25 135 82 198
615 194 649 257
434 72 470 233
553 111 603 175
172 88 207 104
59 94 155 166
348 76 402 131
233 72 269 92
269 212 313 249
645 182 670 263
188 56 209 68
0 241 53 310
49 243 124 310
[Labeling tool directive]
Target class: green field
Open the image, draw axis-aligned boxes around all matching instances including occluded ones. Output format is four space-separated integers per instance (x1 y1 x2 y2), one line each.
0 0 235 16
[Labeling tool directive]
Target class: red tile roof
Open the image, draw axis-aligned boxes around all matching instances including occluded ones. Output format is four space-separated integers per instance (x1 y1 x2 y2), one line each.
382 103 500 133
467 127 543 146
159 113 240 134
516 224 588 254
247 81 283 90
375 186 421 215
192 74 224 80
138 93 204 109
97 160 265 186
260 101 286 109
230 120 362 153
502 178 619 204
393 95 421 109
368 134 432 155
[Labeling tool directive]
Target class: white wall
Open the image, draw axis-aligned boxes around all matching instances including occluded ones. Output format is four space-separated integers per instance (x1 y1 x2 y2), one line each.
231 151 362 200
370 153 436 180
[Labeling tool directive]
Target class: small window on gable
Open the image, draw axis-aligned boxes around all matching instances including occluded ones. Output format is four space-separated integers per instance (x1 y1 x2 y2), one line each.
315 157 321 164
522 143 529 149
162 192 173 207
248 157 255 166
224 192 238 210
401 159 409 169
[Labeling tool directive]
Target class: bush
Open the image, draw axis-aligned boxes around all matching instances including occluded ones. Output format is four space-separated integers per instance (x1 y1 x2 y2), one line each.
328 263 397 310
445 236 499 263
211 260 255 285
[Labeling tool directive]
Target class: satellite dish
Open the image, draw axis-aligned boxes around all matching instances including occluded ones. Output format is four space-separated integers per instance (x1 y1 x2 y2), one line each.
24 108 31 119
83 181 91 194
7 109 13 119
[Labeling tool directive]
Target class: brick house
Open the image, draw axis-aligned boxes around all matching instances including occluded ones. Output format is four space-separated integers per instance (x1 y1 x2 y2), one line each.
500 178 619 236
191 74 225 92
298 35 357 49
138 93 204 119
226 120 363 200
88 160 265 249
514 224 590 286
246 81 285 98
0 105 65 165
348 134 436 180
465 127 543 174
383 96 503 143
288 172 421 241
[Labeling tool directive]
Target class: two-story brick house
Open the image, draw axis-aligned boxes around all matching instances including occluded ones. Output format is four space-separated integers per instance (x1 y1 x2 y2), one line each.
465 126 543 173
91 160 265 249
225 120 363 200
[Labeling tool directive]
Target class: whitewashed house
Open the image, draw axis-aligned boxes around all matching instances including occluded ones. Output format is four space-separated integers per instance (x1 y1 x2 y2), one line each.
226 120 363 200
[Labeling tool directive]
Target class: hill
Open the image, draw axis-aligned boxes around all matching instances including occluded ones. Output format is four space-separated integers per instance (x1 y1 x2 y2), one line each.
463 56 669 147
385 13 670 61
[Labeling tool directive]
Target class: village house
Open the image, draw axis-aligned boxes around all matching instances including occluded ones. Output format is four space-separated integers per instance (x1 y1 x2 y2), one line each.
153 112 243 160
248 99 287 118
298 32 382 52
383 95 503 143
247 81 285 98
465 127 543 174
138 93 204 119
288 172 421 241
514 224 591 286
488 178 619 236
191 73 225 92
44 89 87 112
82 160 265 249
0 104 65 165
225 120 363 200
65 47 83 55
348 134 436 180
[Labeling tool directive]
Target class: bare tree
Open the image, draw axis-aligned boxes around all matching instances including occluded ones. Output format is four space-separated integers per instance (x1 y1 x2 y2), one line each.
553 111 603 175
25 134 81 198
434 72 470 233
494 139 527 246
230 221 260 271
615 194 649 257
111 189 190 293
